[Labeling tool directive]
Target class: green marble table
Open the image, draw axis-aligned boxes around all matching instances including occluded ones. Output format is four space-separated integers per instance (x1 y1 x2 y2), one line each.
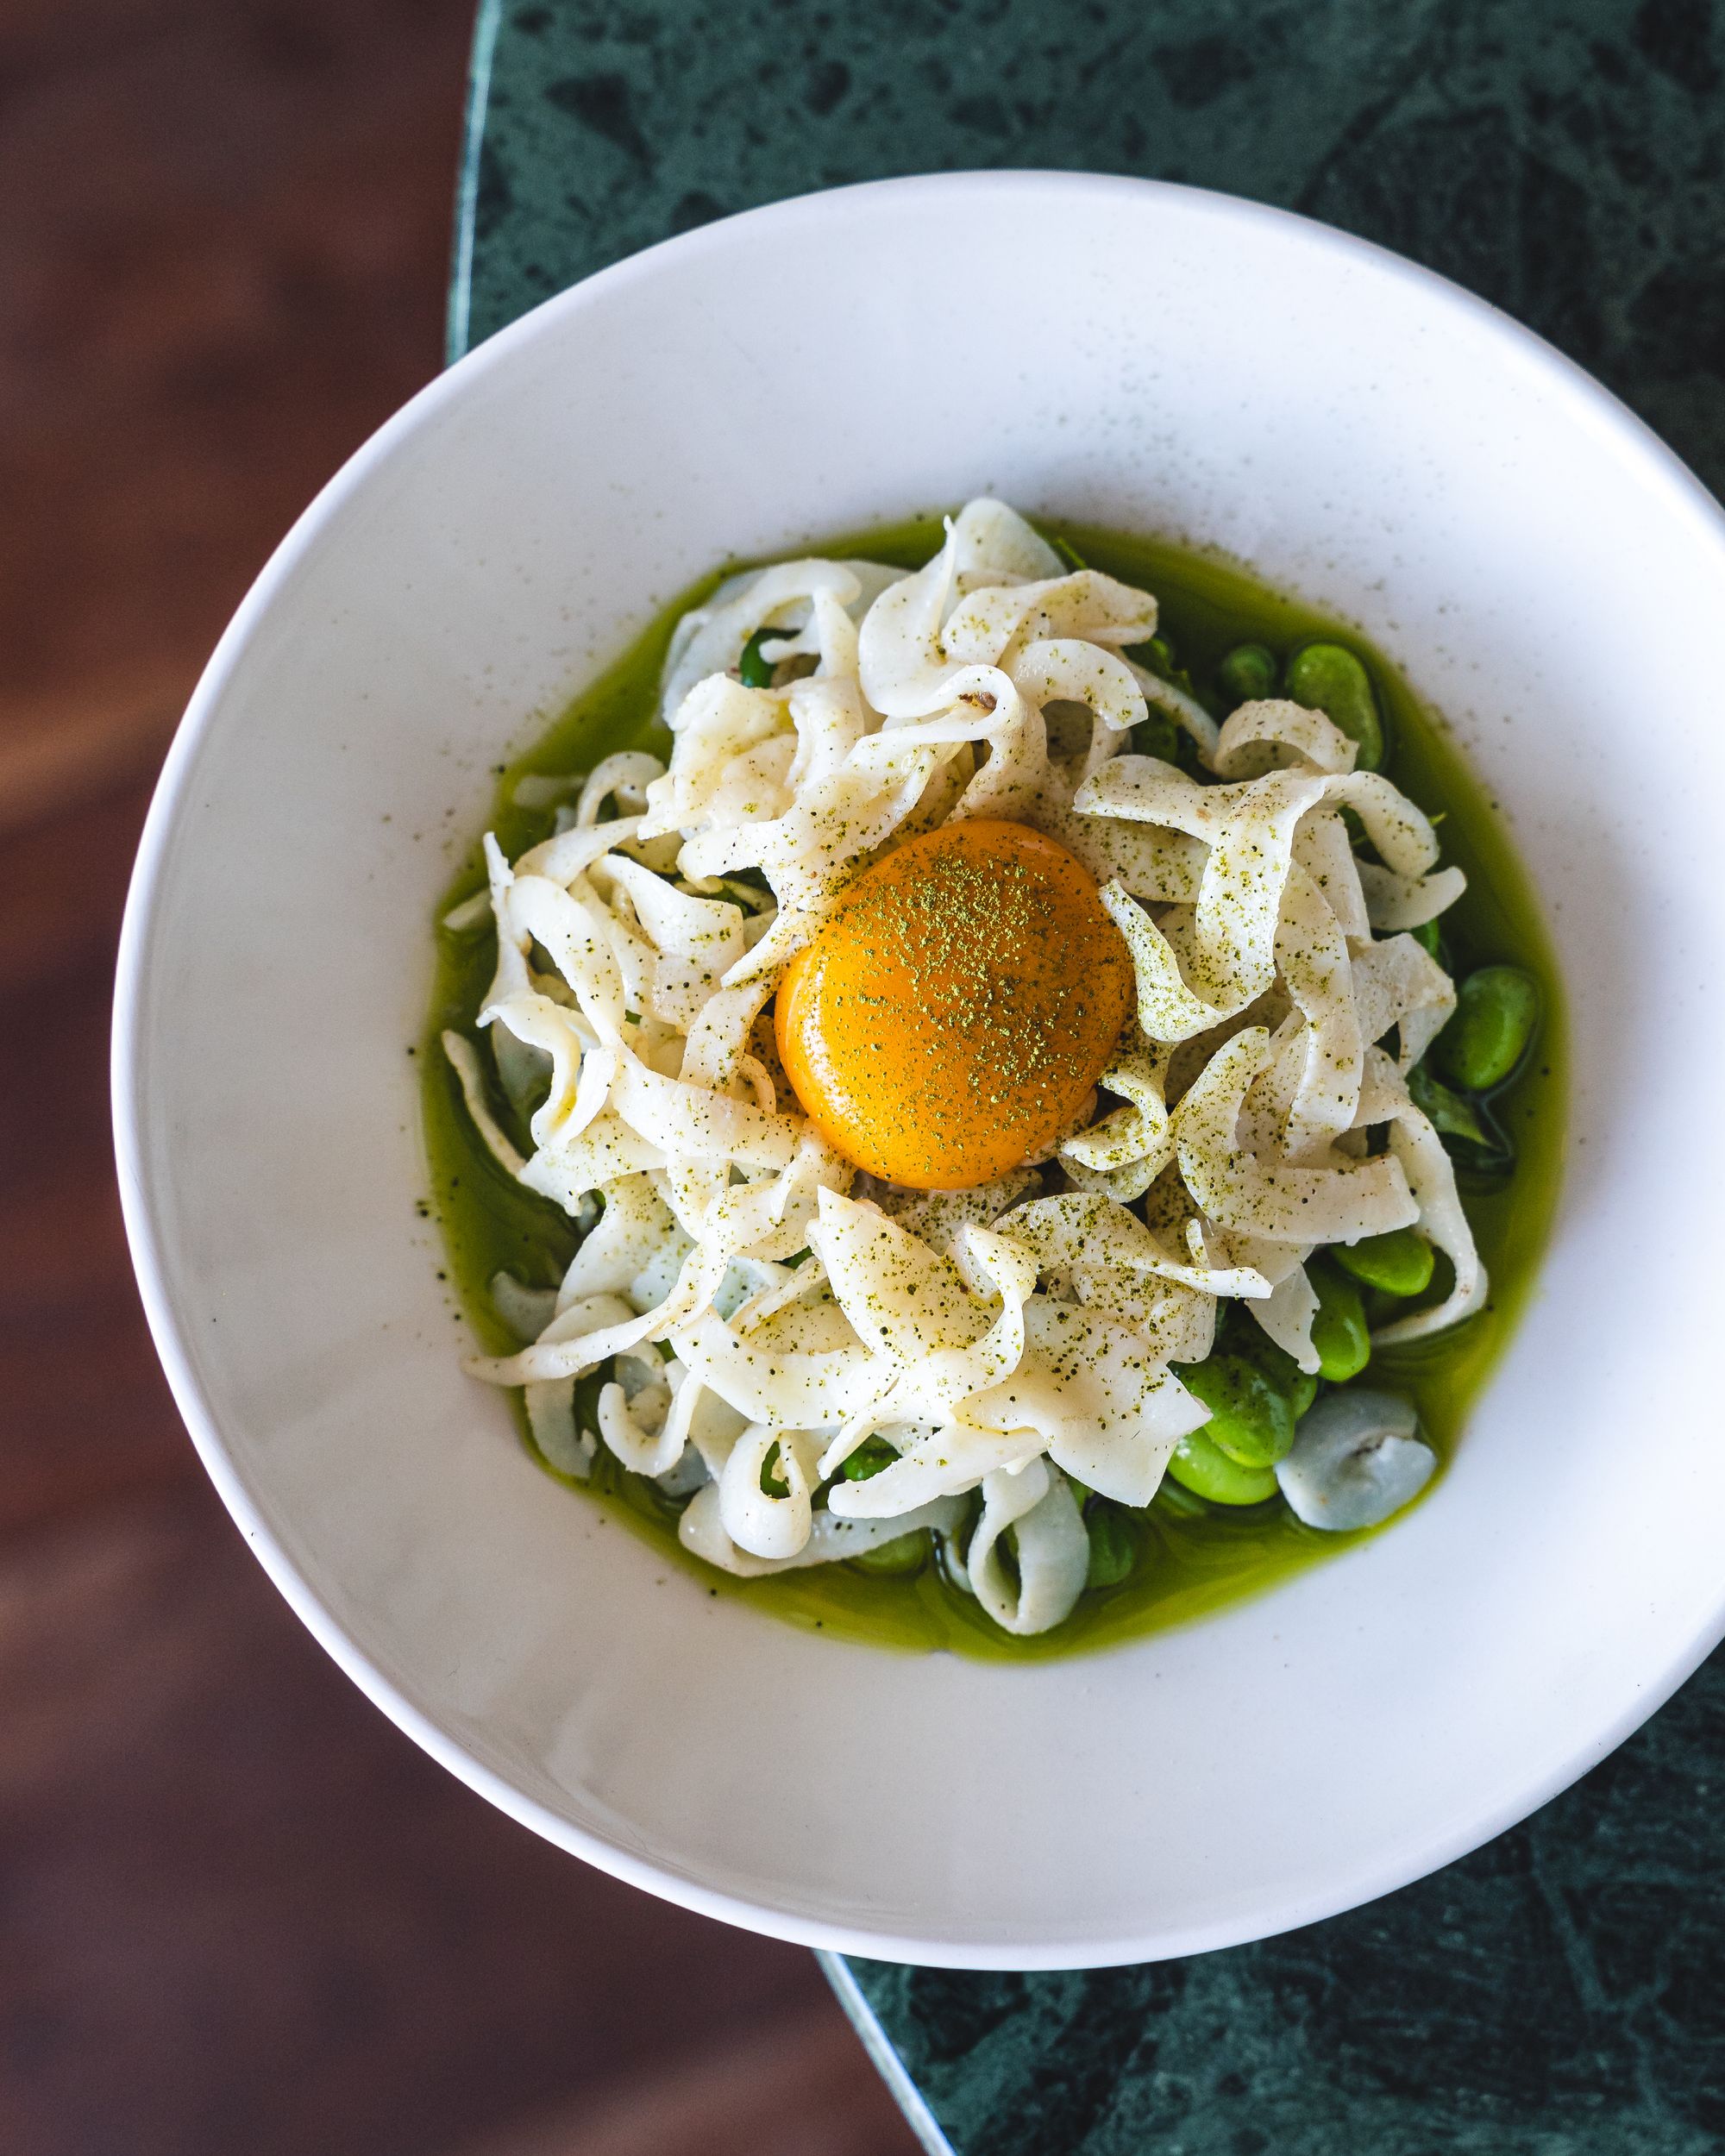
448 3 1725 2147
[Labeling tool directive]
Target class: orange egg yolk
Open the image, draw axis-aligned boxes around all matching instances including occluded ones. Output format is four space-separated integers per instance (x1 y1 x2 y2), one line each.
775 818 1135 1190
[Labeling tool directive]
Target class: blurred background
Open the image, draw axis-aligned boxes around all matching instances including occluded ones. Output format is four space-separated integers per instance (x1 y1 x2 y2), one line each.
0 2 919 2148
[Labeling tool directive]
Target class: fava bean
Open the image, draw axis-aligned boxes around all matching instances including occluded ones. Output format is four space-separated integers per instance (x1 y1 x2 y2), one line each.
1167 1426 1281 1505
1286 642 1386 770
1333 1227 1436 1299
1084 1501 1138 1589
1217 642 1279 705
848 1529 931 1577
1176 1352 1296 1468
1225 1318 1318 1419
1437 964 1540 1092
1308 1257 1371 1382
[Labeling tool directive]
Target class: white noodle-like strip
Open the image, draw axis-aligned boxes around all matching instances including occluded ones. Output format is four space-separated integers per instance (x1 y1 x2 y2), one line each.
1358 861 1469 931
1212 699 1358 780
1078 760 1332 1018
1354 1048 1487 1344
1175 1027 1418 1244
446 497 1497 1635
966 1462 1091 1637
678 1485 963 1578
442 1031 524 1177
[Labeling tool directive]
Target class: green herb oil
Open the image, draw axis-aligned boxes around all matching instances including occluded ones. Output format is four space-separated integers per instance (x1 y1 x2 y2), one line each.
421 516 1565 1661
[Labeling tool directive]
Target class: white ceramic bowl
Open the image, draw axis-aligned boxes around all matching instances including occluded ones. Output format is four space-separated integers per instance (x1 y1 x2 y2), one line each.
115 172 1725 1970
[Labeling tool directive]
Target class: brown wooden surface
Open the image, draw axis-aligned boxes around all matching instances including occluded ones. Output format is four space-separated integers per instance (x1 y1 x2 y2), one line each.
0 5 921 2150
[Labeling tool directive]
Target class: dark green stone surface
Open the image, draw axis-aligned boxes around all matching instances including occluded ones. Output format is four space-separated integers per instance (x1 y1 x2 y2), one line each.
449 3 1725 2147
454 0 1725 497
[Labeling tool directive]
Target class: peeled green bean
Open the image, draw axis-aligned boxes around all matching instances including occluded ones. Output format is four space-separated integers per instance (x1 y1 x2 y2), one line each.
1178 1352 1296 1468
1084 1501 1138 1589
1333 1227 1436 1299
1308 1257 1371 1382
1286 642 1386 770
1437 964 1540 1093
1217 642 1279 705
1167 1426 1281 1505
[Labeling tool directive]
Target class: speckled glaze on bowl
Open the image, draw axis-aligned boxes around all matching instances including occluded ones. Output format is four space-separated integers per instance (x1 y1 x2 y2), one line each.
115 173 1725 1969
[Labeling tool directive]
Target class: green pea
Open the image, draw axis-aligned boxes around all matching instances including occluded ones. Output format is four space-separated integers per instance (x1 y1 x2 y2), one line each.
1286 642 1386 770
1411 918 1445 962
849 1529 930 1577
1217 642 1279 705
761 1441 789 1498
738 625 787 688
1084 1501 1138 1589
1333 1228 1436 1299
842 1435 898 1482
1308 1257 1371 1382
1167 1426 1281 1506
1176 1352 1296 1468
1436 965 1541 1093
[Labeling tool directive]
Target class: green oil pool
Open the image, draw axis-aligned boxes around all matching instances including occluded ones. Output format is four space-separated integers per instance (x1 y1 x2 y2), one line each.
421 516 1566 1661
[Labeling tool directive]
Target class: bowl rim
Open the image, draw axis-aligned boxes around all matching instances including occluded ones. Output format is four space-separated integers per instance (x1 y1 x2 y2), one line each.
111 166 1725 1970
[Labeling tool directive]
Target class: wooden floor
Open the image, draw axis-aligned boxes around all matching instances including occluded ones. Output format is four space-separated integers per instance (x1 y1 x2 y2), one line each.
0 4 919 2150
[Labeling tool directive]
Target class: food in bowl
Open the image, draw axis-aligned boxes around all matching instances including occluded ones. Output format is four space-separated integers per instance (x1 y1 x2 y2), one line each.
426 498 1561 1650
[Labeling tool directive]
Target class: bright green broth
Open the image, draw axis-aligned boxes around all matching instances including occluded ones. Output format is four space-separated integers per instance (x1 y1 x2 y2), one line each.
421 515 1566 1661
